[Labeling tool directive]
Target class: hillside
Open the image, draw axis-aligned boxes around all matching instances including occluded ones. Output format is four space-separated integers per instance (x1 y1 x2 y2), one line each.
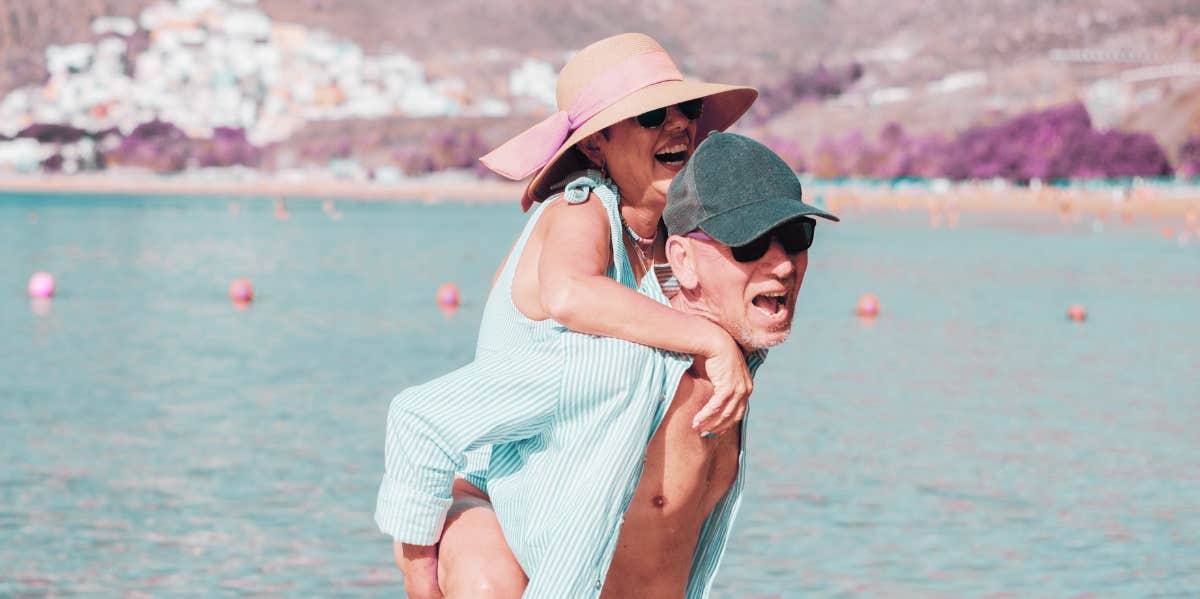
2 0 1199 169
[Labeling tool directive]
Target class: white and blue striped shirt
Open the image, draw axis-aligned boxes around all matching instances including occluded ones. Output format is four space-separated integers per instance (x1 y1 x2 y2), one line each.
375 173 767 598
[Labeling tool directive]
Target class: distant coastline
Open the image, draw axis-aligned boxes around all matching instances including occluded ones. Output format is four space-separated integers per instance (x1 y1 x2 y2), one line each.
2 173 1198 219
0 173 526 203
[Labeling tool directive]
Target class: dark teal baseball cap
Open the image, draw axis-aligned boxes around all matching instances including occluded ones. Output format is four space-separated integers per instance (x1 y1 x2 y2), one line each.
664 132 838 246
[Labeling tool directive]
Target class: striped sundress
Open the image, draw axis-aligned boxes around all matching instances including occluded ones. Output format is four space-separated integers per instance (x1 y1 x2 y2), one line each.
375 171 763 598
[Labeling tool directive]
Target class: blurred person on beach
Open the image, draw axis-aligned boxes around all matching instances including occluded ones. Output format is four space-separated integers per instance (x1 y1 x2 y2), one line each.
373 34 825 597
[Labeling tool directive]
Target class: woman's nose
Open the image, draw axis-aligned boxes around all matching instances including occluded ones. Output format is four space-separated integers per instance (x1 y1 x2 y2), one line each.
662 105 690 131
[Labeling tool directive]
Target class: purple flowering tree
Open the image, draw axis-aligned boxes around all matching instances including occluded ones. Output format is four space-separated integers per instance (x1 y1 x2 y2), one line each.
103 121 262 173
795 103 1174 181
393 128 490 176
750 62 863 124
196 127 262 168
1177 136 1200 178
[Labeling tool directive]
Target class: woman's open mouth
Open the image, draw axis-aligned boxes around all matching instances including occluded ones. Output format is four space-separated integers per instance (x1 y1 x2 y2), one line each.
654 144 689 167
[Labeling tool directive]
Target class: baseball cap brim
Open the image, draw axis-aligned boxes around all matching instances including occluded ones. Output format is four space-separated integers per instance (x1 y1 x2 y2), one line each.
696 196 839 247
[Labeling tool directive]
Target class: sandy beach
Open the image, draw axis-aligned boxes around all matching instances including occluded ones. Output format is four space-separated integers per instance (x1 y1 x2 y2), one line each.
2 173 1199 220
819 183 1200 219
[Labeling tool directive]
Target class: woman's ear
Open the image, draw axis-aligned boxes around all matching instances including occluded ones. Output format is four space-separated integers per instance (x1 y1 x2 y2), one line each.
577 132 605 168
665 236 700 291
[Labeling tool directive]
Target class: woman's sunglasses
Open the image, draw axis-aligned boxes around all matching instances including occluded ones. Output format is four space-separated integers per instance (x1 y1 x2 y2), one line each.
686 217 815 263
635 98 704 128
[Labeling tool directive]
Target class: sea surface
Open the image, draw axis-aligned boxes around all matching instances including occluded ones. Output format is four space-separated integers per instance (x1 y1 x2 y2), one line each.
2 193 1197 598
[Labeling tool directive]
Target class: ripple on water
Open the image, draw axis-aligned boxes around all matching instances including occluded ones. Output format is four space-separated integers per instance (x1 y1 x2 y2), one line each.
3 200 1198 595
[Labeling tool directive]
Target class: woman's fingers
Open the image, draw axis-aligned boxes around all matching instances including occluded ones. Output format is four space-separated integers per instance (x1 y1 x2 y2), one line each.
693 340 753 434
693 377 752 435
691 389 727 431
705 394 745 435
693 391 743 435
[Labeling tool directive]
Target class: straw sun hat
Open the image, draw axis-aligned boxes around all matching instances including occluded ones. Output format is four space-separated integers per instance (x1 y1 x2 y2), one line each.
480 33 758 210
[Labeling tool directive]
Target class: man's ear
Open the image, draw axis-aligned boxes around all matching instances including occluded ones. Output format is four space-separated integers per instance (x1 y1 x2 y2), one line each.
665 236 700 291
577 132 605 167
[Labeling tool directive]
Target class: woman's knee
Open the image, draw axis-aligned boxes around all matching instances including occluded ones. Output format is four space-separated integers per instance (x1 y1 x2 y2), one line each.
441 535 527 598
448 566 526 599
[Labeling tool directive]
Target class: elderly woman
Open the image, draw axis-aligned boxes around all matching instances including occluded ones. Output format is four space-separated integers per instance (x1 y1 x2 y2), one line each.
376 33 757 598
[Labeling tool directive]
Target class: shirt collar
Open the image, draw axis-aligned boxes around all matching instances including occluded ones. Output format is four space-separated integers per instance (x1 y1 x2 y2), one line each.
746 349 768 376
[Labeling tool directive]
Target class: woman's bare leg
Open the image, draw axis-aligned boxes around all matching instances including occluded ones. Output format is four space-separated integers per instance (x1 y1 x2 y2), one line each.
436 478 528 599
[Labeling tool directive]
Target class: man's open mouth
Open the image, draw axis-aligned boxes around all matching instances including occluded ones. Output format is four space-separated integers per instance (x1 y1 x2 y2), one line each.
655 144 689 166
751 292 788 317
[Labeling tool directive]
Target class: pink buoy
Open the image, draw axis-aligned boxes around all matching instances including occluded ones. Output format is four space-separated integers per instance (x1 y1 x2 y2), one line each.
229 278 254 303
1067 304 1087 322
27 272 55 298
856 293 879 318
436 283 460 308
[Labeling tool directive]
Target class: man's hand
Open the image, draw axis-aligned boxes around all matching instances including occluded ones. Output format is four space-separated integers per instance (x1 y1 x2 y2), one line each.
394 542 443 599
691 330 752 435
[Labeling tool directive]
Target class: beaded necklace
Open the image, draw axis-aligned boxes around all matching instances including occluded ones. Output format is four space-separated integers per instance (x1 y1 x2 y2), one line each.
622 217 657 277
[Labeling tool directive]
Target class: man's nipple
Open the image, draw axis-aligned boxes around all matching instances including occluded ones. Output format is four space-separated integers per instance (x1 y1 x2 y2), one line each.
652 495 667 508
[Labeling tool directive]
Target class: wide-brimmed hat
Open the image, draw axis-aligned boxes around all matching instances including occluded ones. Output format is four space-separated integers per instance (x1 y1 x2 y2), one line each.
479 33 757 210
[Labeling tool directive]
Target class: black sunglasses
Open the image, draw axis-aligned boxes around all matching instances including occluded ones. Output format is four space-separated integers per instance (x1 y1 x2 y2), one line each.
635 98 704 128
729 218 815 263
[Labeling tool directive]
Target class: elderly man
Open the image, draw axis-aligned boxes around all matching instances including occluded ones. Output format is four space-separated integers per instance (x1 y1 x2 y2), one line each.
394 133 838 598
601 132 835 598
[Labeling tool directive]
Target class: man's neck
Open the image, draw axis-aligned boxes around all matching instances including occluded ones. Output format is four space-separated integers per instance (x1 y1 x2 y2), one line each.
669 294 753 357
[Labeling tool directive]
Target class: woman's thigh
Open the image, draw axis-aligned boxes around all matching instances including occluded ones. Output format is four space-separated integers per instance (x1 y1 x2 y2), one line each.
437 478 528 598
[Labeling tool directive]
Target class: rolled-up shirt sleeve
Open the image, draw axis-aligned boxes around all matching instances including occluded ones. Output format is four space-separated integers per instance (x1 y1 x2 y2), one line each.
374 355 559 544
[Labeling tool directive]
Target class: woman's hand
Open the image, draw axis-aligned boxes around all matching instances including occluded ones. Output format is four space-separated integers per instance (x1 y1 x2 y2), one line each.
691 329 752 435
395 542 444 599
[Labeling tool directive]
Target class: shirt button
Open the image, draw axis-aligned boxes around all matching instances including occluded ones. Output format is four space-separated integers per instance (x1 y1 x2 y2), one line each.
659 393 667 402
594 579 602 590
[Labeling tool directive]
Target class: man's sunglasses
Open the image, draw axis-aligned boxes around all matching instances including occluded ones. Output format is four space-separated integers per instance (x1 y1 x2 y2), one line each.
635 98 704 128
686 217 815 263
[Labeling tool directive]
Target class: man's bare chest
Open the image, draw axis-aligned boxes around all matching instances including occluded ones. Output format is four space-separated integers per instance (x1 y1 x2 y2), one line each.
601 375 743 597
627 378 741 524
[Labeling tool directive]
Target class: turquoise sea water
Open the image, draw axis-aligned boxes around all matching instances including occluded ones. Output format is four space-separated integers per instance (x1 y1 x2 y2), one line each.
2 193 1197 597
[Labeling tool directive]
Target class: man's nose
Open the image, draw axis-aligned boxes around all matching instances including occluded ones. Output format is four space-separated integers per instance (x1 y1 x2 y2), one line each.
761 239 796 278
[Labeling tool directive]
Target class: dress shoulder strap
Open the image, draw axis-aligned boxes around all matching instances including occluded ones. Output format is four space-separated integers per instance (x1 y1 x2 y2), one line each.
556 170 635 289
